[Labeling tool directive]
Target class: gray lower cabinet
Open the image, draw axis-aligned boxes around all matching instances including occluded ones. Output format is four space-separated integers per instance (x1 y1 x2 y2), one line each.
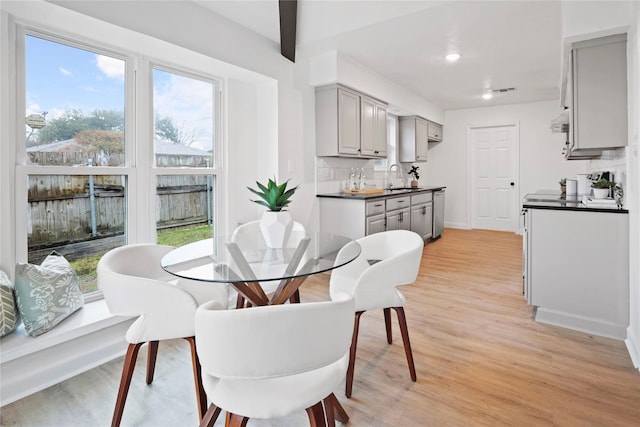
410 192 433 240
365 199 386 235
385 196 410 231
524 207 629 339
318 190 437 240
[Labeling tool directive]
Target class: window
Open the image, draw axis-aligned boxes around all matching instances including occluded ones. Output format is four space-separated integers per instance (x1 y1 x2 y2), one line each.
153 68 217 245
18 30 222 298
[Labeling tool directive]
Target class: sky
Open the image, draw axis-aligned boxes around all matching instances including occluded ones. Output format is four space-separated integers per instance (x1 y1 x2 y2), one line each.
26 34 214 151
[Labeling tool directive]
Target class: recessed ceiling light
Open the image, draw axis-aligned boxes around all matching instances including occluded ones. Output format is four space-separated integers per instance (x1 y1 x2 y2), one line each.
445 53 460 62
482 92 493 100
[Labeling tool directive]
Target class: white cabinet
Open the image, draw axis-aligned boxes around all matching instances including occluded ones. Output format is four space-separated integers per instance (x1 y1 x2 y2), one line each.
316 84 387 158
427 121 443 142
398 116 428 162
567 33 627 157
523 207 629 339
410 192 433 240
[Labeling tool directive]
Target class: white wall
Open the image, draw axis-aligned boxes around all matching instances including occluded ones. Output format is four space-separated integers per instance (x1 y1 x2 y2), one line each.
430 101 589 229
625 1 640 369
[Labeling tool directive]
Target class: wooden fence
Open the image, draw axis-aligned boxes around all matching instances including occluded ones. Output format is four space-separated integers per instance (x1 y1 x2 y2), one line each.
27 174 213 253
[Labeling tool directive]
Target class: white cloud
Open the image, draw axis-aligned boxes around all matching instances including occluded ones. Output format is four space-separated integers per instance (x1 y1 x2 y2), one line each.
59 67 72 76
154 73 214 150
96 55 125 80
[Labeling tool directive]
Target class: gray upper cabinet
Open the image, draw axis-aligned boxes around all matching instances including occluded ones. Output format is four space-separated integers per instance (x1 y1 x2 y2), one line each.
571 33 627 152
427 121 443 142
316 84 387 158
399 116 429 162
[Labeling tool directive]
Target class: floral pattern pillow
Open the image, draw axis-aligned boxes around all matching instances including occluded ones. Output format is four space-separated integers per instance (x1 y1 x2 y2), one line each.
14 251 83 337
0 270 20 337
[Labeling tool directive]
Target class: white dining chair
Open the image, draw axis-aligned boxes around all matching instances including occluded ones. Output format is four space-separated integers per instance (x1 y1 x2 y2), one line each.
330 229 424 397
194 293 355 427
97 243 229 427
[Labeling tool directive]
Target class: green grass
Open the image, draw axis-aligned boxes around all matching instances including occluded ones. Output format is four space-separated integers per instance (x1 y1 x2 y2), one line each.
157 224 213 247
71 224 213 294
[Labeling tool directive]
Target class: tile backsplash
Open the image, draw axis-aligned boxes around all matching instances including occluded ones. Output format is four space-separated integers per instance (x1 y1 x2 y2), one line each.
316 157 413 193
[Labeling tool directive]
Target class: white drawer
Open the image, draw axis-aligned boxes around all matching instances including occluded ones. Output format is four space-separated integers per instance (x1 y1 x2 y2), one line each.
366 200 386 216
411 192 432 205
386 196 410 211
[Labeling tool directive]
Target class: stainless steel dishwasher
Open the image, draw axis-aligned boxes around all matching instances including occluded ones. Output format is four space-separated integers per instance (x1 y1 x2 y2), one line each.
432 189 445 239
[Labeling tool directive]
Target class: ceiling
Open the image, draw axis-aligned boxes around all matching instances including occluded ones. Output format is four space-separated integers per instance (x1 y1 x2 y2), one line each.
194 0 563 111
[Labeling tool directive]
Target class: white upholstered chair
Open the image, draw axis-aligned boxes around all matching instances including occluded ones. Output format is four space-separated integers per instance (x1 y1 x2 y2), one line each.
330 229 424 397
230 220 305 306
195 293 355 427
97 244 229 427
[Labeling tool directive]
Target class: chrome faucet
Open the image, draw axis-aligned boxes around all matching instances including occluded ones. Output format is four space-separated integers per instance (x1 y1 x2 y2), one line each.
387 163 403 188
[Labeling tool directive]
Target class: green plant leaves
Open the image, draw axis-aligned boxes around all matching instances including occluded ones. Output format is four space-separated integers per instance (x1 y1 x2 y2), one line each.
248 177 299 211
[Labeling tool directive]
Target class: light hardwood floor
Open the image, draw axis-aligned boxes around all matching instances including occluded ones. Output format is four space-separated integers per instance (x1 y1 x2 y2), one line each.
2 229 639 426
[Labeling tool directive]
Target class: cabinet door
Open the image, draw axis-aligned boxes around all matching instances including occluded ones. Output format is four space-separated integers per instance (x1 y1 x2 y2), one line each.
366 213 386 235
398 207 411 231
338 89 361 155
386 210 400 231
572 34 627 150
374 102 388 157
415 118 428 161
411 202 433 240
360 95 376 156
427 121 442 142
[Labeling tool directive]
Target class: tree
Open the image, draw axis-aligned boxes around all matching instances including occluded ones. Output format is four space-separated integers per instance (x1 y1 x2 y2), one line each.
36 109 124 143
154 114 198 146
72 129 124 157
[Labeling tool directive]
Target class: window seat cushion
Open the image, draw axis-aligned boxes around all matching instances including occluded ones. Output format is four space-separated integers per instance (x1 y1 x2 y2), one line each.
0 299 129 363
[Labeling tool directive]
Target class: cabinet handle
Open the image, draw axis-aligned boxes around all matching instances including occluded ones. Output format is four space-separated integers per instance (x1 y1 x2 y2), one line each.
398 200 405 203
422 206 426 215
374 150 379 154
374 203 383 207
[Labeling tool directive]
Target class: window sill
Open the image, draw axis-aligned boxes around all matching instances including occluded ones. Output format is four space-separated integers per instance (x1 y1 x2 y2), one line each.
0 299 130 363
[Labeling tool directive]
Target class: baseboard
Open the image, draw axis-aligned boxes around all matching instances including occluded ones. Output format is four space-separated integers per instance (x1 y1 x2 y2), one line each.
444 221 468 230
625 327 640 370
535 307 627 340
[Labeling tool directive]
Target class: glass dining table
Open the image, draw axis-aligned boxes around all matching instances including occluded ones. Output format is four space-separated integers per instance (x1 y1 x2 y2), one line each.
160 229 361 308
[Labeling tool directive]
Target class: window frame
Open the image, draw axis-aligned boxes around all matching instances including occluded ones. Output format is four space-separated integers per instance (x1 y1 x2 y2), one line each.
12 23 226 301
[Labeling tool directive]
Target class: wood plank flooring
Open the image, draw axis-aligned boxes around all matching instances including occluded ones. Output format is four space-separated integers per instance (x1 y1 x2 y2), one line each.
2 228 639 426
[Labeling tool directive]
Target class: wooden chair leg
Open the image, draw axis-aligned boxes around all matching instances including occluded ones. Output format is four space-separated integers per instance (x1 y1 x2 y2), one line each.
226 413 249 427
306 401 327 427
184 336 208 421
325 392 349 424
146 340 159 385
383 308 393 344
323 395 335 427
393 306 417 381
199 403 222 427
289 288 300 304
111 342 143 427
345 311 364 398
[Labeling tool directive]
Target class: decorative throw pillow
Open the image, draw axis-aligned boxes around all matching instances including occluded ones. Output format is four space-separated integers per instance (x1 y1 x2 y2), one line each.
14 251 83 337
0 270 20 337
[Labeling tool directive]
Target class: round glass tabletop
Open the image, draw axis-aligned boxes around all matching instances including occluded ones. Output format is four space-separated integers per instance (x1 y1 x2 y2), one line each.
160 230 361 284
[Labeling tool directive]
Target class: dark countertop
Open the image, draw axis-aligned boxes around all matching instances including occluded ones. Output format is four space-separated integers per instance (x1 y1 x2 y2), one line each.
523 192 628 214
317 186 446 200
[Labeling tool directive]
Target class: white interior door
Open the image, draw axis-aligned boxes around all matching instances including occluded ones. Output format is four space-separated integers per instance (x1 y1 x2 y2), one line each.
469 124 518 231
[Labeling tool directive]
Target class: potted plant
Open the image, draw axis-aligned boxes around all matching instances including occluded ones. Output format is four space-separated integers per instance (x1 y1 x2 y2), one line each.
591 178 613 199
559 178 566 194
408 166 420 188
248 177 299 247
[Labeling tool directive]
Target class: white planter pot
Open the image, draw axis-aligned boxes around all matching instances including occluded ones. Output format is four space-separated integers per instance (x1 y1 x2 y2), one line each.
592 188 609 199
260 211 294 248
